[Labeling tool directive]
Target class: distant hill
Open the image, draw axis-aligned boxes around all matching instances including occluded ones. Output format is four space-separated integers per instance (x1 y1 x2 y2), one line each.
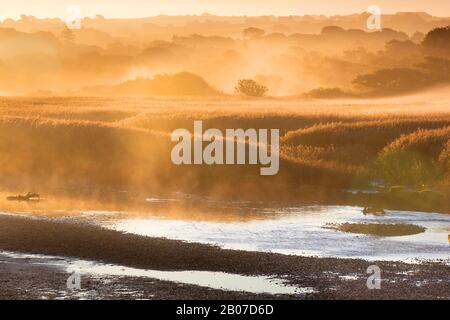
81 72 220 96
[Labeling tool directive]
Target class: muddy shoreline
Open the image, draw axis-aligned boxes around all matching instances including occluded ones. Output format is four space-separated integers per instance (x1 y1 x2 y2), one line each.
0 215 448 300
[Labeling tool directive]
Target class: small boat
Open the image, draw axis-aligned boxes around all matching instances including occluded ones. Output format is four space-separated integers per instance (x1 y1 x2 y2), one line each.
362 206 385 215
6 192 40 202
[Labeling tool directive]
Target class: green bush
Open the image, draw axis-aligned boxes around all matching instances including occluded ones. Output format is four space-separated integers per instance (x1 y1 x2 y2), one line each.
376 149 442 188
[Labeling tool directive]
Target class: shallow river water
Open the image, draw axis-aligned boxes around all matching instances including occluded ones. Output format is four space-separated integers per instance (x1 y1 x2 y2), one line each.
97 205 450 262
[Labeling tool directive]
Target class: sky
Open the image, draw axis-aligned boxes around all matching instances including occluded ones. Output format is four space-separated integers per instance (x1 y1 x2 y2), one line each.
1 0 450 20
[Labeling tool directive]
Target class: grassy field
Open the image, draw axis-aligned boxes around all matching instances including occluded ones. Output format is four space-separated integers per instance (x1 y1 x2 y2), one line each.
0 96 448 210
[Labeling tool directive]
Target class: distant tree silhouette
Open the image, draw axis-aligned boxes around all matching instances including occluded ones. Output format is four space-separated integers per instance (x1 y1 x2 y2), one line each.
422 26 450 56
352 68 428 94
384 40 421 58
352 55 450 96
242 27 265 39
321 26 345 35
235 79 268 97
411 31 425 44
416 56 450 82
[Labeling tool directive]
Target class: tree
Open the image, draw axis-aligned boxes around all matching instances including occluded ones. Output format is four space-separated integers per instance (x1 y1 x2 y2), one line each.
422 26 450 57
242 27 265 39
352 68 428 94
415 56 450 82
234 79 268 97
384 40 421 59
411 31 425 44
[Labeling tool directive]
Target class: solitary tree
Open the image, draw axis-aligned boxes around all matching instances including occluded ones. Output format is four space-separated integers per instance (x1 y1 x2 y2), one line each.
234 79 268 97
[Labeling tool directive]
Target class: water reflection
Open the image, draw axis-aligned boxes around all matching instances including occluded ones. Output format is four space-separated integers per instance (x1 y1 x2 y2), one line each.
102 205 450 262
0 251 310 295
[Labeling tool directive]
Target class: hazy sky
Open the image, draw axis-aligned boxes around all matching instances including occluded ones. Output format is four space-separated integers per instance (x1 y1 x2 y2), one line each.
1 0 450 19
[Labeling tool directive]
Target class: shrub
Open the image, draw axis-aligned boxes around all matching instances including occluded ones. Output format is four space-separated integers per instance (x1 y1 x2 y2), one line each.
375 149 442 188
234 79 268 97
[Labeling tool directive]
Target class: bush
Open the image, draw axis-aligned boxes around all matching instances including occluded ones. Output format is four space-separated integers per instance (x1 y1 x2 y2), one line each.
375 149 442 188
234 79 268 97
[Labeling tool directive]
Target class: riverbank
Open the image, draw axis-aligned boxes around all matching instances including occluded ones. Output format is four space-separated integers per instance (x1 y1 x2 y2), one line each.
0 215 448 299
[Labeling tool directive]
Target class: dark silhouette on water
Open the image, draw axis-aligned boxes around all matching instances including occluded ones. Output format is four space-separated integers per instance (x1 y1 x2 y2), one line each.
362 206 385 216
6 192 40 202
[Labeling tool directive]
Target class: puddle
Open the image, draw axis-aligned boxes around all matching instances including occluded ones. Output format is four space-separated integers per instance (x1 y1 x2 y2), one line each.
69 262 311 295
0 251 310 296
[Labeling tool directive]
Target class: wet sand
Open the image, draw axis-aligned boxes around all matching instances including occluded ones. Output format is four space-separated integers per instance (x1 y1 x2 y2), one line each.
0 215 448 299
